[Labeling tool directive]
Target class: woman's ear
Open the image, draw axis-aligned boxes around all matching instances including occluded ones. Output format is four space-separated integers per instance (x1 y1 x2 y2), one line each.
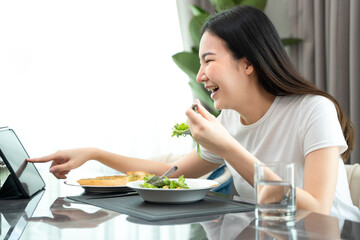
243 58 254 75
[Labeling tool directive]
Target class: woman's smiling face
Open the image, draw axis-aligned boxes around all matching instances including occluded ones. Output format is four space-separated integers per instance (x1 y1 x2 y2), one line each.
197 31 251 111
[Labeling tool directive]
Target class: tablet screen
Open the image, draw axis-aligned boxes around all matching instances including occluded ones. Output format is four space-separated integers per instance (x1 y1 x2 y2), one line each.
0 128 45 197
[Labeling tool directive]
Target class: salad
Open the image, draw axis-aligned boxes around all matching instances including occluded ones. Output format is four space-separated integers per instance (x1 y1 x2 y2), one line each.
141 175 189 189
171 122 201 157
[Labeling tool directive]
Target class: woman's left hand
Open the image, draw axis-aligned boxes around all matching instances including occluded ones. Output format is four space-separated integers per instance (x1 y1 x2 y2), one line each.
186 99 236 157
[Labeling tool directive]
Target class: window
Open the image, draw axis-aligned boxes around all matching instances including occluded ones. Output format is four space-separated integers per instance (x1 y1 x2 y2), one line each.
0 0 194 175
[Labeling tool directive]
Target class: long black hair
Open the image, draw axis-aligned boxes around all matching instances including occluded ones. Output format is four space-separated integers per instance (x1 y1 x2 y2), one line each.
201 6 354 162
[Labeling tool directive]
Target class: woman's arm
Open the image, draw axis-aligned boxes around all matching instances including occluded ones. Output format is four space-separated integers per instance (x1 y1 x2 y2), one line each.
93 148 220 178
27 148 220 179
297 146 338 214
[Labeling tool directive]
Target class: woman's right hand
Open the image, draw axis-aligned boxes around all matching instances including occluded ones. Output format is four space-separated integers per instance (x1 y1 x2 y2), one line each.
27 148 96 179
186 100 236 158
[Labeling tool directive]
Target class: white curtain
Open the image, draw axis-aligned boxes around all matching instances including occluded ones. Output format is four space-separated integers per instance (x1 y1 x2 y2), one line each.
0 0 194 177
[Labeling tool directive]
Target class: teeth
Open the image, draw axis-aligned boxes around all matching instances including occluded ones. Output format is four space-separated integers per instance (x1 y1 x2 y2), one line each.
207 86 219 92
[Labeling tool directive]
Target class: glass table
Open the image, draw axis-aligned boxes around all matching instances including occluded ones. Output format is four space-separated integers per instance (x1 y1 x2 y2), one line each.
1 171 359 240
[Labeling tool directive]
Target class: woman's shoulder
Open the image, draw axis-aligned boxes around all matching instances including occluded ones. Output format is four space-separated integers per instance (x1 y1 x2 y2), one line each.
274 94 337 124
278 94 334 110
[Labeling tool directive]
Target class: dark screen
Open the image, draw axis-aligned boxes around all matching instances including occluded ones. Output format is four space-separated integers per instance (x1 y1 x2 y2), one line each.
0 129 45 197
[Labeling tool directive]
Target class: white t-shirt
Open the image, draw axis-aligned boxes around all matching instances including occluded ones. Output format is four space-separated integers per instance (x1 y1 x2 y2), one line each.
201 94 360 222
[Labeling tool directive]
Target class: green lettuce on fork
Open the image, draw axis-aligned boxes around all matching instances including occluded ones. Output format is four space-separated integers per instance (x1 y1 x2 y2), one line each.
171 122 201 157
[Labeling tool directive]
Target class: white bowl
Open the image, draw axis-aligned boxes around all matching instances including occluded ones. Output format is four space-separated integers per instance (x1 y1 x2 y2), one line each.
126 178 219 204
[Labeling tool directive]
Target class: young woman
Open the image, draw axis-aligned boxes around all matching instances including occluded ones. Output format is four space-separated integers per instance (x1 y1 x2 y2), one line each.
28 6 359 222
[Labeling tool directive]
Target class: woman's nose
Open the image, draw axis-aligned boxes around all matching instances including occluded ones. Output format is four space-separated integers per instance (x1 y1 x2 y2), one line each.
196 68 207 83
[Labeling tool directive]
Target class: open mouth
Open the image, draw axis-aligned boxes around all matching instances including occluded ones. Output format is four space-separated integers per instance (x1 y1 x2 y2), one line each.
206 86 219 99
207 86 219 93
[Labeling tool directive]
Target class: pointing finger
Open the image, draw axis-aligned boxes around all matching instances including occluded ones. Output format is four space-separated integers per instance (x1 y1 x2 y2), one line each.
27 154 57 163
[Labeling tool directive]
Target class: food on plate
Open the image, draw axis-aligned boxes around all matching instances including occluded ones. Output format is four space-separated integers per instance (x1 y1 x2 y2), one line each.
77 171 150 186
171 122 201 157
141 175 189 189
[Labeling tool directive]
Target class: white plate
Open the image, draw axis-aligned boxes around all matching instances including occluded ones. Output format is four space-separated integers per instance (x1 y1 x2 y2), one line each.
126 178 219 204
64 181 134 194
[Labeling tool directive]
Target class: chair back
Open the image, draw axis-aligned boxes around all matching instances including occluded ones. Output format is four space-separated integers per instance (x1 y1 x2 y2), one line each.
345 163 360 208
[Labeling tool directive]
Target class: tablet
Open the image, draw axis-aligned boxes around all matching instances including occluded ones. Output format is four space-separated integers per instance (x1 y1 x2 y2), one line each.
0 128 45 198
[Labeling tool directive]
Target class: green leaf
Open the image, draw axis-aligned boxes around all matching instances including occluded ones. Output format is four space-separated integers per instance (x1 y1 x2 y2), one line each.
238 0 267 11
141 182 157 189
216 0 237 11
189 5 208 16
281 37 302 46
176 175 189 188
196 143 201 158
191 46 199 54
172 52 200 80
210 0 237 11
233 0 244 4
189 13 210 47
172 122 190 137
188 80 209 101
209 0 218 9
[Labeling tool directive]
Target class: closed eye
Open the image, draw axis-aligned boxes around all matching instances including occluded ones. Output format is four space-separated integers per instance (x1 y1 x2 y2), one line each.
201 52 216 64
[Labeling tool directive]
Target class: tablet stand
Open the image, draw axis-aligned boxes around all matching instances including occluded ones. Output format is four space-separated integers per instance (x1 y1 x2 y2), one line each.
0 174 24 199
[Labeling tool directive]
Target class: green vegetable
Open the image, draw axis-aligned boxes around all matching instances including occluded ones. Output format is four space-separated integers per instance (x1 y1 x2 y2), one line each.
141 175 189 189
143 174 154 182
171 122 190 137
141 182 158 188
171 122 201 157
176 175 188 189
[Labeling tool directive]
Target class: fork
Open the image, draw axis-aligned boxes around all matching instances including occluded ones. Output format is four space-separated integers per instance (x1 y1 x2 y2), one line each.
182 129 191 135
146 166 178 186
182 104 198 136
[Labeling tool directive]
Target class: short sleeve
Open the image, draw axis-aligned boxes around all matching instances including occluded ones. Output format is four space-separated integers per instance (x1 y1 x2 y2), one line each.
200 145 225 164
302 96 347 157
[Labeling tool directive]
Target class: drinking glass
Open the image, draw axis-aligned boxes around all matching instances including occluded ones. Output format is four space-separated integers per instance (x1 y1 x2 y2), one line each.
254 162 296 221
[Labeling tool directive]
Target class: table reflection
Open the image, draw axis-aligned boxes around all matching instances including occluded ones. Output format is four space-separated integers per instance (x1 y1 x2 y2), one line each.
0 190 44 240
201 212 255 240
200 209 354 240
27 197 119 229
